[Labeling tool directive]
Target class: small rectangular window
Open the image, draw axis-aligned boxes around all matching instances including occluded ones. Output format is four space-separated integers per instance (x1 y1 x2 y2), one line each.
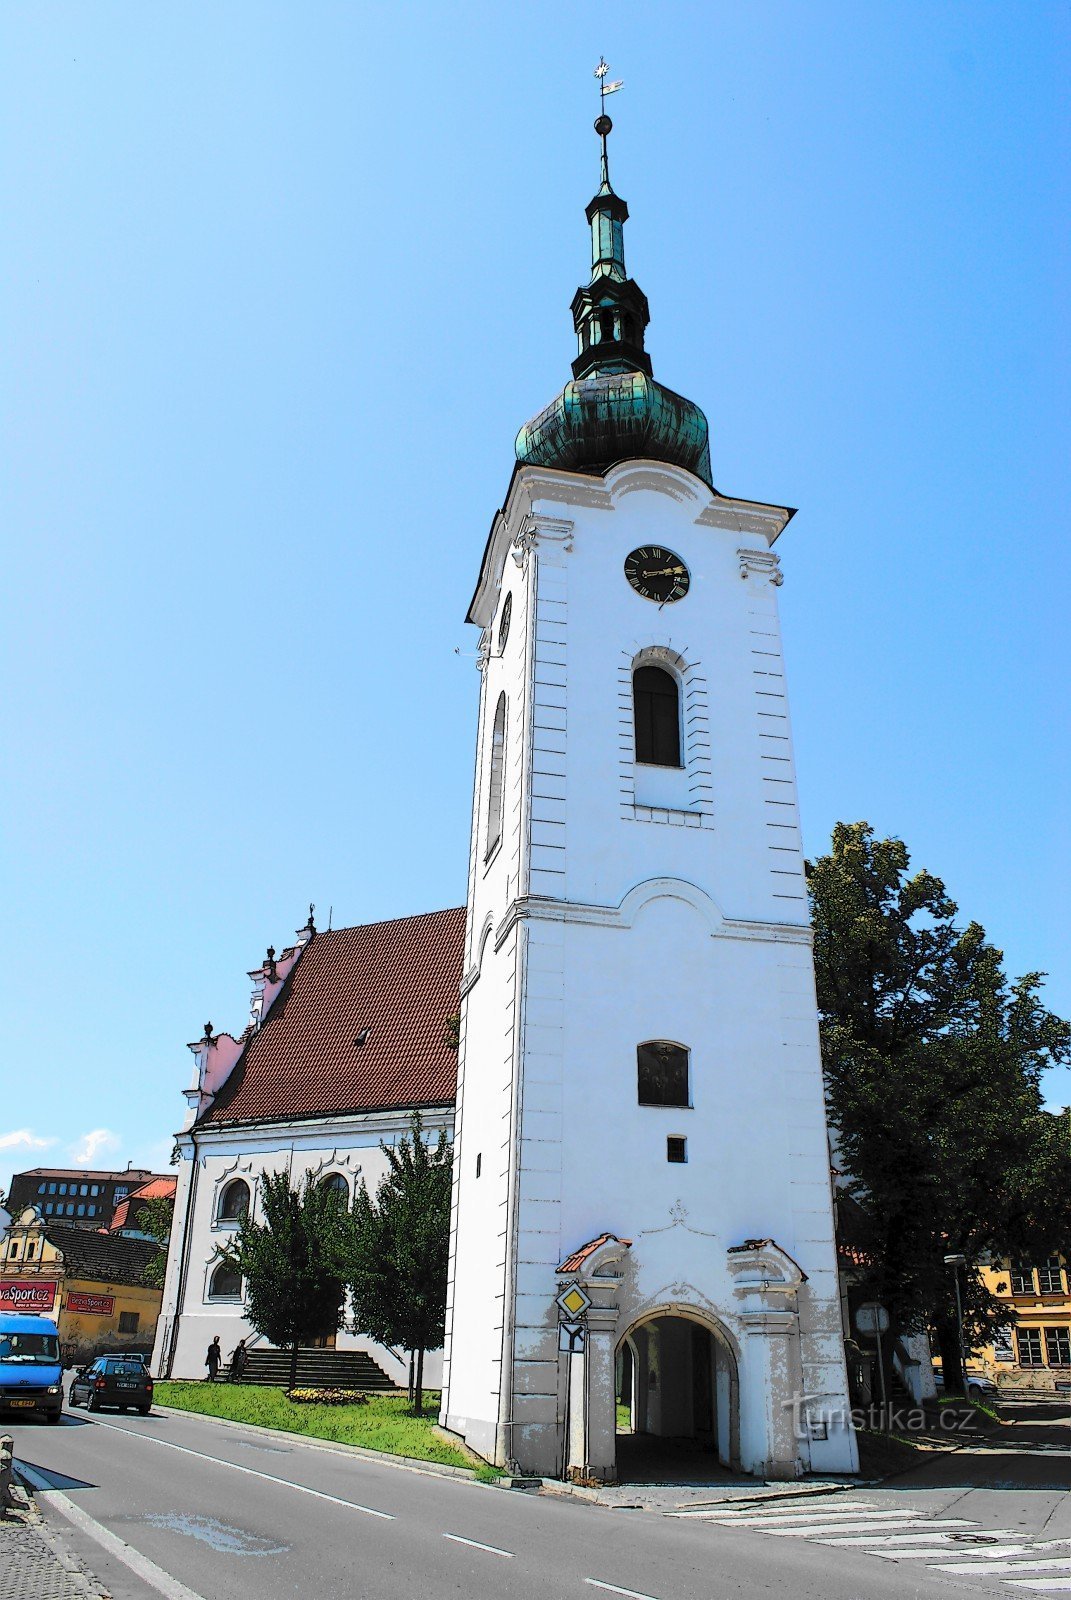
118 1311 140 1334
77 1204 85 1216
667 1136 687 1164
66 1203 75 1215
9 1243 19 1260
48 1182 57 1194
59 1183 67 1196
1016 1328 1044 1366
44 1202 53 1215
475 1153 482 1178
88 1204 97 1216
37 1183 46 1195
90 1185 100 1197
80 1184 89 1197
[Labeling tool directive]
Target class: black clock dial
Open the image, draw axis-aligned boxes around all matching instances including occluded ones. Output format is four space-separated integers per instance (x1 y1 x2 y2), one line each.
624 546 690 604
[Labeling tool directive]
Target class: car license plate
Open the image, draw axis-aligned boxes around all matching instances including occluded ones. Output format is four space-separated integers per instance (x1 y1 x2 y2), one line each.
10 1399 35 1408
117 1382 136 1389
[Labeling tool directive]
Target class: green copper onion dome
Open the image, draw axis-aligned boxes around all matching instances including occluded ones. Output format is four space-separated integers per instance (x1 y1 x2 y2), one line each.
516 114 712 488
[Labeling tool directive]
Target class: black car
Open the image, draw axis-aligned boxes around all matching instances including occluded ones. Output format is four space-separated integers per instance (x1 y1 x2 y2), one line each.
69 1356 154 1414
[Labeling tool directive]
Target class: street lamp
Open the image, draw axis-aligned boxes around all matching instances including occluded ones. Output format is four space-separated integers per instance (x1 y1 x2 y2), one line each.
944 1252 968 1395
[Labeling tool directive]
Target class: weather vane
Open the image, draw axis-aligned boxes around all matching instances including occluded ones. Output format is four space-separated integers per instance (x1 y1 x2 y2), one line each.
594 57 624 117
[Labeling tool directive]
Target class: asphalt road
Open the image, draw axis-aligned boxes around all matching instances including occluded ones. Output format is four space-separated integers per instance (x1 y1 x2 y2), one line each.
6 1394 1069 1600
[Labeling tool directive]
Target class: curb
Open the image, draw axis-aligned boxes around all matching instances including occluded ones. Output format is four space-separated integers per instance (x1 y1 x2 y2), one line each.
150 1401 490 1484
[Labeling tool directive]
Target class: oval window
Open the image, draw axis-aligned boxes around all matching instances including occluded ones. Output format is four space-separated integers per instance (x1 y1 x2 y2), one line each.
498 592 512 651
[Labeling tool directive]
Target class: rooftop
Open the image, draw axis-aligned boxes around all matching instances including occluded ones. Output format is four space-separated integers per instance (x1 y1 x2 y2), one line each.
200 906 466 1127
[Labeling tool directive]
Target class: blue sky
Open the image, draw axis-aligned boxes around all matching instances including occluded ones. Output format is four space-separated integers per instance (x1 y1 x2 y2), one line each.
2 2 1068 1192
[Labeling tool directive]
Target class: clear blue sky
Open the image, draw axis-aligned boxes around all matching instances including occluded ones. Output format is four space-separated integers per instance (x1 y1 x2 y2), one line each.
2 2 1068 1192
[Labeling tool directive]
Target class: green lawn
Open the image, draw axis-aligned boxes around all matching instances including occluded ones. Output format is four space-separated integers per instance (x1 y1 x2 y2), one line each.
153 1383 476 1470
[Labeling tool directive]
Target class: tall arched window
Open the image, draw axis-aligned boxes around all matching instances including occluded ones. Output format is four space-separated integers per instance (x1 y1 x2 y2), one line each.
319 1172 349 1204
217 1179 250 1222
633 665 681 767
486 693 506 857
637 1041 691 1107
209 1261 242 1299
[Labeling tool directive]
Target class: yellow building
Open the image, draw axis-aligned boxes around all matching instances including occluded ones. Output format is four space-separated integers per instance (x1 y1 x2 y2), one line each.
977 1253 1071 1393
1 1207 164 1365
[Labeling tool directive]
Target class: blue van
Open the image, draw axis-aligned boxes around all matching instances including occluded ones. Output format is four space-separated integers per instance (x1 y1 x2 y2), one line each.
0 1312 63 1423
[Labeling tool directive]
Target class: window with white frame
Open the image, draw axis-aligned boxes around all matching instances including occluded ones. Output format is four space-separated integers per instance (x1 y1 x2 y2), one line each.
1037 1258 1065 1295
486 693 506 858
217 1179 251 1222
1016 1327 1043 1366
1044 1326 1070 1367
1010 1262 1034 1295
208 1262 242 1299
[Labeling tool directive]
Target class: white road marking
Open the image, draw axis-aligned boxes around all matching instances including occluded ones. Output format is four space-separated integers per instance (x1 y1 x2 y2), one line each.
931 1560 1071 1574
442 1532 513 1557
16 1462 209 1600
879 1545 1030 1561
818 1530 1021 1547
63 1415 395 1519
585 1581 661 1600
705 1498 882 1519
762 1519 974 1537
1007 1583 1071 1592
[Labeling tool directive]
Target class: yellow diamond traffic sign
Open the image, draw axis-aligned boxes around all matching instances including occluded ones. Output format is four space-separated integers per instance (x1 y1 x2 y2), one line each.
556 1283 590 1319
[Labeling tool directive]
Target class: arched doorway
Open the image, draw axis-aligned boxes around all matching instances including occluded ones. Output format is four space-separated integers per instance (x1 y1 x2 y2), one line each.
615 1308 740 1481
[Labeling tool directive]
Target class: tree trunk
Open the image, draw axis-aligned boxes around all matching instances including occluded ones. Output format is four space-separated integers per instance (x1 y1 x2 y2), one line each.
936 1318 964 1396
413 1346 425 1415
289 1340 299 1394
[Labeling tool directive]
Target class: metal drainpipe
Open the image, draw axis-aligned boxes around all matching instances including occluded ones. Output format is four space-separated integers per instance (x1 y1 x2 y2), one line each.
165 1129 201 1378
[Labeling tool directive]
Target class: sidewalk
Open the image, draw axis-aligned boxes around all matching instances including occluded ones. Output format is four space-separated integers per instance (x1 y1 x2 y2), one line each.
0 1489 109 1600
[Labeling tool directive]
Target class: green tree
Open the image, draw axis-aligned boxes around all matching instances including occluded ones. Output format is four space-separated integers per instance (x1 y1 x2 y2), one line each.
222 1170 346 1390
808 822 1070 1394
138 1195 174 1288
338 1114 452 1413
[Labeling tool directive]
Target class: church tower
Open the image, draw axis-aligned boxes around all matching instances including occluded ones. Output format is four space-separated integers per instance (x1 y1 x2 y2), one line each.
440 107 858 1482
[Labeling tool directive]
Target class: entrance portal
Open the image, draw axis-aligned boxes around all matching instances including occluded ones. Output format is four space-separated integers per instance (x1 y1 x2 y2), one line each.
615 1311 739 1481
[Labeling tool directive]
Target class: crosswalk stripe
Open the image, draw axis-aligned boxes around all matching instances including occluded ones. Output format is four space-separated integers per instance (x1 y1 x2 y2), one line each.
818 1531 1022 1548
929 1560 1071 1575
879 1546 1030 1562
760 1519 975 1538
707 1499 883 1518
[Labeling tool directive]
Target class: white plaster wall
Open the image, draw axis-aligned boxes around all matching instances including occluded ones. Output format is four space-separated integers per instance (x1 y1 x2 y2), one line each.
445 460 855 1476
155 1111 451 1387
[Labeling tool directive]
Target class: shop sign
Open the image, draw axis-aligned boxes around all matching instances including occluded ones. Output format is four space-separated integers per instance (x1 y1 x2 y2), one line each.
0 1279 58 1314
66 1291 115 1317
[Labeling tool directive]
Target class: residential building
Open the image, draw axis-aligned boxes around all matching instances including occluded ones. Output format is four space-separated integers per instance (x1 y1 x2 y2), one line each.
111 1176 178 1240
2 1208 164 1363
6 1167 167 1230
977 1254 1071 1392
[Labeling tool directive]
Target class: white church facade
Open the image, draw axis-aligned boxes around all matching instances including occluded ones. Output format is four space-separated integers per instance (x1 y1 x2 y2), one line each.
155 109 858 1481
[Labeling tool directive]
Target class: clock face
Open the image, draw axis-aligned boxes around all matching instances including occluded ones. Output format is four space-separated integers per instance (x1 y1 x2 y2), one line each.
624 546 690 604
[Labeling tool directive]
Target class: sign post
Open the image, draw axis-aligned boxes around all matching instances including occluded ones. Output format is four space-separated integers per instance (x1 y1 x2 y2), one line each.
855 1301 891 1428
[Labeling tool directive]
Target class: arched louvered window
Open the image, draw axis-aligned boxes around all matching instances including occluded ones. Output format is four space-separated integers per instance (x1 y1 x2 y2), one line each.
633 665 681 767
486 693 506 857
637 1041 691 1108
209 1262 242 1299
218 1179 250 1222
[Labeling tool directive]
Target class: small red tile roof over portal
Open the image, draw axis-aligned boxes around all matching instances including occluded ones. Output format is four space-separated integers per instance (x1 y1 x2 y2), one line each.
200 907 466 1127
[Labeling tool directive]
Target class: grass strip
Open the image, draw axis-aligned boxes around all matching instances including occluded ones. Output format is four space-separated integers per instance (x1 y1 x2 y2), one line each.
153 1382 475 1470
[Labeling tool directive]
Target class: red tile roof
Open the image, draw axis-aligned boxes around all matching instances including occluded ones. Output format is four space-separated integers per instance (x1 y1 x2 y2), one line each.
111 1176 177 1231
201 908 466 1127
557 1234 632 1275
